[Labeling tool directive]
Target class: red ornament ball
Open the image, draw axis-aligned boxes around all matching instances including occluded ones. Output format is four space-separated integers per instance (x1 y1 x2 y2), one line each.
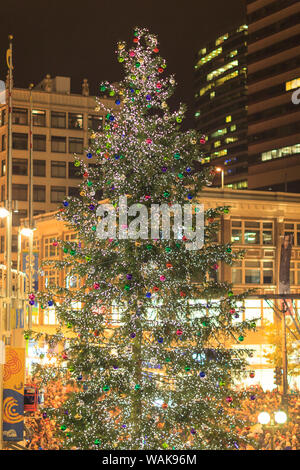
176 329 183 336
153 47 159 53
93 283 100 290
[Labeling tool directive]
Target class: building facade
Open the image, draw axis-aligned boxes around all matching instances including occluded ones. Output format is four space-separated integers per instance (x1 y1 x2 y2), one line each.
18 188 300 390
0 75 115 269
246 0 300 191
194 25 248 188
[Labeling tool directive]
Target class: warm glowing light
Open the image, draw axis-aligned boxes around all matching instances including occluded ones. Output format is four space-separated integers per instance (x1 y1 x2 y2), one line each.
258 411 270 425
20 228 34 237
0 208 9 218
274 411 287 424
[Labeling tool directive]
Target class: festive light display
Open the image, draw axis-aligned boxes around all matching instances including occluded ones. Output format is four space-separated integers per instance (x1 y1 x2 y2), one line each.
29 27 256 450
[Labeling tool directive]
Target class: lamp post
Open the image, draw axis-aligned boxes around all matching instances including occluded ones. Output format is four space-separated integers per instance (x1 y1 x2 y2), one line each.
0 207 9 451
19 227 35 329
215 167 224 189
257 410 287 450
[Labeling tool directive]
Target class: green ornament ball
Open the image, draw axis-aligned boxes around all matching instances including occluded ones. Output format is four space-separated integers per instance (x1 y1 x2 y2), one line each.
94 439 100 445
134 384 141 390
60 425 66 431
238 335 244 342
74 160 80 167
92 226 96 231
103 385 110 392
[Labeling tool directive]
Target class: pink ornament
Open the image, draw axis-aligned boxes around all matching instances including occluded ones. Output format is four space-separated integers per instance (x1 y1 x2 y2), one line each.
176 329 183 336
93 283 100 290
156 82 162 89
52 241 58 246
213 263 219 270
145 195 151 200
29 294 35 300
230 308 236 314
200 135 206 144
129 51 135 57
226 396 233 403
146 138 152 144
160 276 166 282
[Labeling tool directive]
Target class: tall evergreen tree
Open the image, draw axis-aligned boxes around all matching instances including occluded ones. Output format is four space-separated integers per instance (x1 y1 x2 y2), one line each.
30 27 256 450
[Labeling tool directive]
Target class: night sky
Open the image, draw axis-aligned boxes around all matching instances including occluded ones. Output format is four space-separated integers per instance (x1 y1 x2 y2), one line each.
0 0 245 128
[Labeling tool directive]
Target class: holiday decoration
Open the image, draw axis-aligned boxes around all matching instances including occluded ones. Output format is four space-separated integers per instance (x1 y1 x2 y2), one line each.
33 26 254 451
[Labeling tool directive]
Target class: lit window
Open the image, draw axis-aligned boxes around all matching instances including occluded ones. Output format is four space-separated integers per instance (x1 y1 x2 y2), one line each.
230 124 236 132
225 136 238 144
195 111 201 118
229 50 238 58
207 60 238 81
216 70 239 87
199 84 212 96
211 128 227 138
236 25 248 33
286 78 300 91
196 47 222 68
214 140 221 148
226 115 232 123
210 91 215 99
261 144 300 162
215 33 229 46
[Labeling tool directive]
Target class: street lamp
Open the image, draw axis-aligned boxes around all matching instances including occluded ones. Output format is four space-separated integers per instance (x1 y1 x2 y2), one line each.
0 208 10 218
257 410 287 449
215 167 224 189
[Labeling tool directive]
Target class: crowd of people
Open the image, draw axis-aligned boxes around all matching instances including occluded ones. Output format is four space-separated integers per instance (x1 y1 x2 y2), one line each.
23 379 299 450
232 386 299 450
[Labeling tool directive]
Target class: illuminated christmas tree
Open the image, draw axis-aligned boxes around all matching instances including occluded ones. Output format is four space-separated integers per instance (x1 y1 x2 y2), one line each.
31 27 256 450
